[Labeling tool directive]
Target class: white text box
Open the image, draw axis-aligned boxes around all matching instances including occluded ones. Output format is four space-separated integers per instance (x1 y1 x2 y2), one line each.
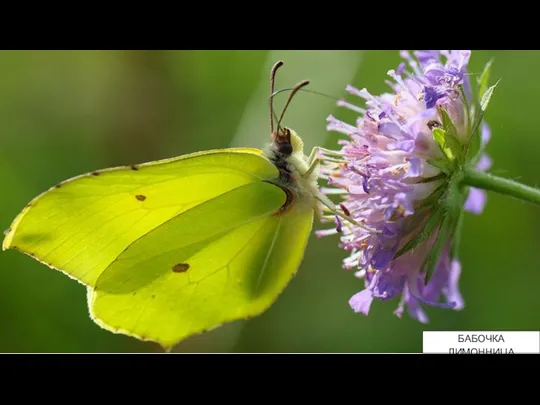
423 331 539 354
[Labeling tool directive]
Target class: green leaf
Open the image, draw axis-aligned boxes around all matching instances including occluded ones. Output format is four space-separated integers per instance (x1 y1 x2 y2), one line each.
438 106 458 137
432 127 463 164
465 79 501 162
480 79 501 113
394 207 444 259
477 58 493 101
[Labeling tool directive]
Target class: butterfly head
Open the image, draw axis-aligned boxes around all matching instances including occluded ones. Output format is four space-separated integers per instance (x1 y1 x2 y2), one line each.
271 126 304 157
268 60 309 159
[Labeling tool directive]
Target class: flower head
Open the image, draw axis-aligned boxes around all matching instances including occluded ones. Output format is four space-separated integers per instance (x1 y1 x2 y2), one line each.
317 50 494 323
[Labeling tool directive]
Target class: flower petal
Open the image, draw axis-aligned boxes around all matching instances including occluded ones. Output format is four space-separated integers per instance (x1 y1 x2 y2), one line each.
443 259 465 310
464 187 487 215
407 299 429 324
476 153 492 171
349 289 374 315
372 271 406 301
481 122 491 145
407 158 421 177
424 86 445 109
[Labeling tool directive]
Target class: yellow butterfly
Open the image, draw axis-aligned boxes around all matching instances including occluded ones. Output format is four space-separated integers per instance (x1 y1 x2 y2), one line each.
3 61 361 351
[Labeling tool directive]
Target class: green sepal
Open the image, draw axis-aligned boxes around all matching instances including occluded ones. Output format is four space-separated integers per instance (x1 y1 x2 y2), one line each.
465 79 501 162
438 106 458 138
480 79 500 113
416 182 446 210
392 181 447 259
419 172 446 184
427 158 453 175
466 123 483 164
423 212 452 284
477 58 494 102
422 176 467 283
443 172 466 220
393 207 444 260
432 127 463 165
450 208 464 259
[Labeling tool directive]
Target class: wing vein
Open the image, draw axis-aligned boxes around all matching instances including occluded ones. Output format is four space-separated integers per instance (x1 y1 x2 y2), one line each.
188 218 271 286
77 210 153 280
41 207 140 262
253 217 282 296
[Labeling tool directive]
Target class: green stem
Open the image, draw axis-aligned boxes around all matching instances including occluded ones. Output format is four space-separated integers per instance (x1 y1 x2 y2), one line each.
463 168 540 207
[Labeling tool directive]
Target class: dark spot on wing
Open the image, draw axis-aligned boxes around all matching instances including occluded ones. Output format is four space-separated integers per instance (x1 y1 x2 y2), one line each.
133 291 137 295
55 184 62 189
151 294 155 299
130 165 139 171
92 171 100 176
135 194 146 201
172 263 190 273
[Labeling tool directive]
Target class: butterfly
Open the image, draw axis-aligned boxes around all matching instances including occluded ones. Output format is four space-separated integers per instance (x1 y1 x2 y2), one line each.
2 60 361 351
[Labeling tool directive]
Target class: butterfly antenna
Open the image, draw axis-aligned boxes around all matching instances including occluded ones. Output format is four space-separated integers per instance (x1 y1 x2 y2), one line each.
276 79 310 131
272 87 341 103
270 60 284 134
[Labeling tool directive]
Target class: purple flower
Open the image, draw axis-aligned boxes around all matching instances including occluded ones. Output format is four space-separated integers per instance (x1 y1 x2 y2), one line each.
317 50 492 323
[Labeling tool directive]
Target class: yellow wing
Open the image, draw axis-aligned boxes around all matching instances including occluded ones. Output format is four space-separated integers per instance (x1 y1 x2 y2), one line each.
86 182 314 351
3 148 279 287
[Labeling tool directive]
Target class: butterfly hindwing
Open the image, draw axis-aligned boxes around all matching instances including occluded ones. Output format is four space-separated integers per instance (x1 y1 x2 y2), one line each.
87 181 314 350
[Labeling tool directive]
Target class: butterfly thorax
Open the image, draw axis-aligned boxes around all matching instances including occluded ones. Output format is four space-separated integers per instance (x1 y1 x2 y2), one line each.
263 127 319 213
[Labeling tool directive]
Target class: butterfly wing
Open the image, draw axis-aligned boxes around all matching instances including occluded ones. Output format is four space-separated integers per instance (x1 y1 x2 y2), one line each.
2 148 280 287
87 182 314 351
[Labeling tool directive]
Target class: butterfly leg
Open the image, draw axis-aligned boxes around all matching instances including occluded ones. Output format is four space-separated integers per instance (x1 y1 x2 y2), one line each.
303 147 379 234
302 146 348 179
315 193 380 233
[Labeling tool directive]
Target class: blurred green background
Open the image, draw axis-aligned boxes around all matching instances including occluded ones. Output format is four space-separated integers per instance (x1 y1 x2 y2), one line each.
0 50 538 353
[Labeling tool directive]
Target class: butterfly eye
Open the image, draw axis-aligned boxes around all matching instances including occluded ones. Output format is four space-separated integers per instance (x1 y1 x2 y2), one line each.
278 143 293 156
273 127 293 156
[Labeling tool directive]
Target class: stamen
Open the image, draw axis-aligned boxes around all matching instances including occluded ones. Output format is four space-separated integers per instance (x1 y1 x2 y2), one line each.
337 99 366 114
